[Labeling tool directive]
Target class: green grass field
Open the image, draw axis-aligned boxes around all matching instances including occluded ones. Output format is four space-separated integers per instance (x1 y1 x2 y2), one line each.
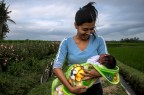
107 42 144 73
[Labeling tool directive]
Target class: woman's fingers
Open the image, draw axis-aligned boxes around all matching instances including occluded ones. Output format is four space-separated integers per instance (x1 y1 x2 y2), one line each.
83 69 96 75
88 64 94 69
81 69 92 77
81 70 95 79
71 86 88 94
82 69 101 78
82 76 92 80
79 86 88 93
83 69 90 74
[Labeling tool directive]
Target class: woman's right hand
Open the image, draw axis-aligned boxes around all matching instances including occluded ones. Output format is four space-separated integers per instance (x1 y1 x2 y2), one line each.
69 86 88 94
82 68 101 80
53 68 88 94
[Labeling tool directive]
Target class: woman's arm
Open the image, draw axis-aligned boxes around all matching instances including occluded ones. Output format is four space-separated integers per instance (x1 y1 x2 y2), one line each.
53 68 72 90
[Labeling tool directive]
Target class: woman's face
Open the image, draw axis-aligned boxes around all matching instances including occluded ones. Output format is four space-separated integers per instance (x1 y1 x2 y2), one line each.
75 22 95 41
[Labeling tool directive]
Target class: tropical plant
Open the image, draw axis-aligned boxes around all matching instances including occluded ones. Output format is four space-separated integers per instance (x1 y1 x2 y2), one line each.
0 0 15 40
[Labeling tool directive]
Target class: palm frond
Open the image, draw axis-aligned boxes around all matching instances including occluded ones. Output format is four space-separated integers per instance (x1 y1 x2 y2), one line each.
7 19 16 24
0 0 15 40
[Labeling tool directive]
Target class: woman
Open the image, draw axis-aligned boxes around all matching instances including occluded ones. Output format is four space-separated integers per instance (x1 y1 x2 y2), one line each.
53 2 108 95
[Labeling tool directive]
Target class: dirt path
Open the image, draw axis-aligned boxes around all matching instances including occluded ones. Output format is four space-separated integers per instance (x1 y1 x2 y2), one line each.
102 75 136 95
120 75 136 95
103 85 118 95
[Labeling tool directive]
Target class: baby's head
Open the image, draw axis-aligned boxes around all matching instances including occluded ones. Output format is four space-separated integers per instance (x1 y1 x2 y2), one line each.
98 54 116 69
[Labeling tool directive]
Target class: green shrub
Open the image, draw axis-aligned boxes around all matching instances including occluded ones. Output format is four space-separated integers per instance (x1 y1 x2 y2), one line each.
117 61 144 95
0 58 49 95
0 72 40 95
28 76 55 95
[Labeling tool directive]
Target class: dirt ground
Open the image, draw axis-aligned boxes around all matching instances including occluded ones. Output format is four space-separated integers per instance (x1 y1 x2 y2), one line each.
101 78 127 95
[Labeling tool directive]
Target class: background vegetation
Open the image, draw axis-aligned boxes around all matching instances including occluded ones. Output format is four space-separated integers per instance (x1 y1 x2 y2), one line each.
0 40 143 95
0 0 16 40
107 42 144 95
107 42 144 72
0 40 59 95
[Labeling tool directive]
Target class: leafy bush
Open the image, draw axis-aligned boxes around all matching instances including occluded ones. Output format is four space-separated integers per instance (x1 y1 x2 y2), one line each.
28 77 55 95
0 58 49 95
117 61 144 95
0 44 24 72
0 72 40 95
0 41 59 72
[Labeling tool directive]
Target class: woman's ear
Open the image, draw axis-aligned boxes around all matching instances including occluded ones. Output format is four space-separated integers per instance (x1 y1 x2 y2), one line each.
74 22 78 29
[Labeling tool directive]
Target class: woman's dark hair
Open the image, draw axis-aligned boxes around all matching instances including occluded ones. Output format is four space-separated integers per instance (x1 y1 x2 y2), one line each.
101 55 117 69
75 2 98 26
75 2 98 38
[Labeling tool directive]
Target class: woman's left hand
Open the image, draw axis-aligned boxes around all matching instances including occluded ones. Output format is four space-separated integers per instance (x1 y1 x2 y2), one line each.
82 68 101 80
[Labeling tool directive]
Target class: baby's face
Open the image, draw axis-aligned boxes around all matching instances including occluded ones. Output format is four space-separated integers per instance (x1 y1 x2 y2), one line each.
98 54 109 64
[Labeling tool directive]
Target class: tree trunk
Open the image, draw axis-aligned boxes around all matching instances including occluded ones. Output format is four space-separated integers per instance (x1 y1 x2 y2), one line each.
0 23 3 40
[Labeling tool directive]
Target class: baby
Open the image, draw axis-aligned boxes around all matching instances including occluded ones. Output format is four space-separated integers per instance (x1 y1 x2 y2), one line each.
55 54 117 95
87 54 116 69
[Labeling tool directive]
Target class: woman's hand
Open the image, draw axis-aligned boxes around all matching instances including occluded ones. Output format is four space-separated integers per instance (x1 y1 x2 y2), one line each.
69 86 88 94
53 68 87 94
82 67 101 80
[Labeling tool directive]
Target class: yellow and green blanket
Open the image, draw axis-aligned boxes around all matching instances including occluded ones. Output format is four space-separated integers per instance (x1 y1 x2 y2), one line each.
51 63 120 95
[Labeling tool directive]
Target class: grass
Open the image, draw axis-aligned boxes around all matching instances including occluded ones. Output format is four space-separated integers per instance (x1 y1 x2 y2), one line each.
108 43 144 73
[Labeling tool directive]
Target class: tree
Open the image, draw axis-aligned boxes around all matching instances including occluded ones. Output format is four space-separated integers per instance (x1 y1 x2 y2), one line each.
120 37 140 42
0 0 15 40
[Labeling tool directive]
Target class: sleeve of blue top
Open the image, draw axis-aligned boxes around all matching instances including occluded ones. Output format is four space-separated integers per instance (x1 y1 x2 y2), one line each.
53 38 68 69
97 36 108 54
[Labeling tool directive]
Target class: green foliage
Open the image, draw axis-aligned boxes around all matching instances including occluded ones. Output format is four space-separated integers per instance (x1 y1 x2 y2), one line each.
0 40 60 95
108 42 144 72
120 37 140 42
0 58 49 95
1 40 143 95
0 40 59 71
0 0 16 40
0 72 40 95
0 44 23 72
117 61 144 95
107 42 144 95
28 76 55 95
0 40 59 59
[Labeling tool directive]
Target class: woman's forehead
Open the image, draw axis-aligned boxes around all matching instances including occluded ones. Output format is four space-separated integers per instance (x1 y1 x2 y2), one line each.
81 22 95 28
